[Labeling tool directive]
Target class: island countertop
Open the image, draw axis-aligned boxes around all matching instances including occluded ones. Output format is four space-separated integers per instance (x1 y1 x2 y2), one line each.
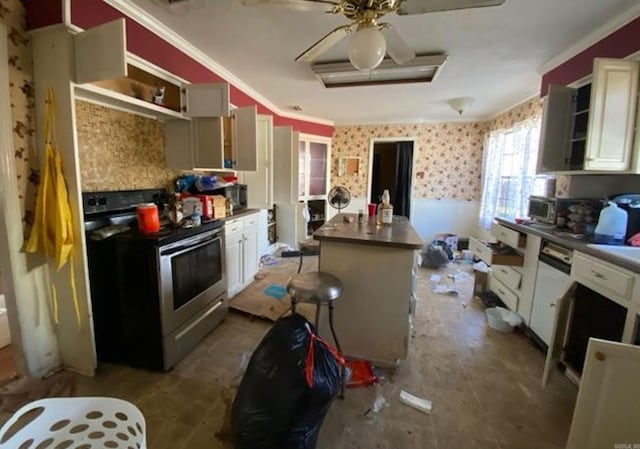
313 213 423 249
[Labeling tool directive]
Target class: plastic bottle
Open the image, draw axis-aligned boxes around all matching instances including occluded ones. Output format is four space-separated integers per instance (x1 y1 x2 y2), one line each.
376 189 393 226
593 201 628 245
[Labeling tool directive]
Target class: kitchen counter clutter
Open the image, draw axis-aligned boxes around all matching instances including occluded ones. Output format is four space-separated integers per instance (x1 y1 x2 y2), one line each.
495 217 640 274
313 214 422 366
313 213 424 249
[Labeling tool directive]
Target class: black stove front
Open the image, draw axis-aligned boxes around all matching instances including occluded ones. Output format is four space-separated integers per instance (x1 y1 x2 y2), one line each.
83 189 227 371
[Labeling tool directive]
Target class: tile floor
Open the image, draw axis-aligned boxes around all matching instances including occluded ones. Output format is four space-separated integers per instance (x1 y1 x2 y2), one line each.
1 256 577 449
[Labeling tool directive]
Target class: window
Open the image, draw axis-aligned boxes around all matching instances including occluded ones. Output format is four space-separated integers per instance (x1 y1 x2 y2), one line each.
478 116 542 230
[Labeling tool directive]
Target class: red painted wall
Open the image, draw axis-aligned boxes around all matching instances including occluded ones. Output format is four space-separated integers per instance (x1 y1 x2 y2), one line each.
25 0 63 30
541 16 640 95
26 0 333 136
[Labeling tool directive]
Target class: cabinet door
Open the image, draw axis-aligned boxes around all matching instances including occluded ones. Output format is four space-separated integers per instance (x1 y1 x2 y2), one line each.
537 85 575 173
181 83 230 117
308 140 328 197
193 117 224 170
298 140 308 200
272 126 298 204
530 261 570 345
584 58 639 171
243 225 259 286
74 19 127 84
241 115 273 208
225 235 243 298
232 106 258 171
566 339 640 449
164 119 194 170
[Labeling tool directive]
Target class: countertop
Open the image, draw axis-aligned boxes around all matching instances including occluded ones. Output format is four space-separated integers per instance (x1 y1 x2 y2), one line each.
495 217 640 274
313 213 424 249
219 208 260 222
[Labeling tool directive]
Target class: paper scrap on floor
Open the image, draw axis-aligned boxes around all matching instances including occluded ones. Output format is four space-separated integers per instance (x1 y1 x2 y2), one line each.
399 390 432 414
432 284 459 296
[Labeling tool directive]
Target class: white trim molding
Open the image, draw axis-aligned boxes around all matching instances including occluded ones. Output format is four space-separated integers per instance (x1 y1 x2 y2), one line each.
102 0 334 127
537 4 640 76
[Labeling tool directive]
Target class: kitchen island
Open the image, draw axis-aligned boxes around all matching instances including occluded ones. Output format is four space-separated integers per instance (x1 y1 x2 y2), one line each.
313 213 423 367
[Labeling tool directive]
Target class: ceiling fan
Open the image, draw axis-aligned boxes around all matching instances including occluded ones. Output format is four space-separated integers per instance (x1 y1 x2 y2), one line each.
241 0 505 71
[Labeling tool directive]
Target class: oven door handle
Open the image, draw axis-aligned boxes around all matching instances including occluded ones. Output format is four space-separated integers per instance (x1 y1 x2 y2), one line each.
160 235 221 257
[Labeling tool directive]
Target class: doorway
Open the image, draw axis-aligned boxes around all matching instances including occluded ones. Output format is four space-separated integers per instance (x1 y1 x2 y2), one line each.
368 139 415 218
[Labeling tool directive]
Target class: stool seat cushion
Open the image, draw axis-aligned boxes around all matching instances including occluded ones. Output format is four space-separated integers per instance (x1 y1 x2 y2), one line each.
287 272 343 303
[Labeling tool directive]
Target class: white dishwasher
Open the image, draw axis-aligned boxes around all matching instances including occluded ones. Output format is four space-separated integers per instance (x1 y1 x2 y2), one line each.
530 240 573 346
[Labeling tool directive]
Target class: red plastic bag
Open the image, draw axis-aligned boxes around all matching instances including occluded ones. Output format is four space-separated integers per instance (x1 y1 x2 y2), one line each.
345 360 379 388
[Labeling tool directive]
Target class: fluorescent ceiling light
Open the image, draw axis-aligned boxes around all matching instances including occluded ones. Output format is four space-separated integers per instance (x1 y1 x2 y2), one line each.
311 54 448 88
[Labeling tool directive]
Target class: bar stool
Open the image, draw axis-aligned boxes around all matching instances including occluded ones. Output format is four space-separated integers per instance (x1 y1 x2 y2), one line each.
287 270 345 397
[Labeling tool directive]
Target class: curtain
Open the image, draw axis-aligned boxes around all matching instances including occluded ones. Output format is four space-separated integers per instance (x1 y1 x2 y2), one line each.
478 117 541 230
393 142 413 218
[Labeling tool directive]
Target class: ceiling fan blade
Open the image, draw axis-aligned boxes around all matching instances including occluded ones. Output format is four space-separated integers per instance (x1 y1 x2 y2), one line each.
241 0 339 12
381 25 415 65
397 0 505 15
295 24 354 62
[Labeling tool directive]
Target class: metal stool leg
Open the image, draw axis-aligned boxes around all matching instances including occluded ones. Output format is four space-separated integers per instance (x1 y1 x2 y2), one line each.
328 301 345 399
291 297 297 314
314 301 320 331
297 251 303 274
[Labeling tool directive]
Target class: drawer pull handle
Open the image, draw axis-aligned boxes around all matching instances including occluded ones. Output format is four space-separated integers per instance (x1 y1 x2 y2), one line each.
500 268 508 274
549 303 556 308
592 271 607 281
595 351 606 361
498 289 506 296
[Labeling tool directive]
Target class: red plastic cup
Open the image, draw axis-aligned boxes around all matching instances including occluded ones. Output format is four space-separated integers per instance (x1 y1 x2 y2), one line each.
367 203 377 216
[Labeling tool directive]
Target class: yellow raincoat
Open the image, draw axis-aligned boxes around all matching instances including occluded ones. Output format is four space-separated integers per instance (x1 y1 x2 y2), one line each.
25 88 80 327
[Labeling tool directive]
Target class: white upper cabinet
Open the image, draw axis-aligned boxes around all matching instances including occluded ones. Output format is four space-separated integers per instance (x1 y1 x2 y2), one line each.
74 19 127 84
181 83 230 117
231 106 258 171
584 58 639 171
240 115 273 209
273 126 301 204
537 85 574 173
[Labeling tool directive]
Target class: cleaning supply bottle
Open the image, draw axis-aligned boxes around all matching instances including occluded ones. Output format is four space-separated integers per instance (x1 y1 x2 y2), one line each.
376 189 393 226
593 201 628 245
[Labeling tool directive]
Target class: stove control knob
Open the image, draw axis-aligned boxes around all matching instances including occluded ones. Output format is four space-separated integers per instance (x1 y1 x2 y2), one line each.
98 196 107 206
87 197 97 207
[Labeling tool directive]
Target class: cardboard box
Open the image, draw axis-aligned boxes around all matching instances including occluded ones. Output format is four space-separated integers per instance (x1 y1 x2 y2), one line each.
212 195 226 207
213 206 226 219
473 271 488 296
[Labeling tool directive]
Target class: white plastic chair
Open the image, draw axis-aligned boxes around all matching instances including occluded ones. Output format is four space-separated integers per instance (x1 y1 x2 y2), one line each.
0 397 146 449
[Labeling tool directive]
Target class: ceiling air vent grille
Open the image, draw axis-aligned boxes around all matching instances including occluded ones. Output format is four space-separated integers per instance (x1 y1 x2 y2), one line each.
310 54 448 88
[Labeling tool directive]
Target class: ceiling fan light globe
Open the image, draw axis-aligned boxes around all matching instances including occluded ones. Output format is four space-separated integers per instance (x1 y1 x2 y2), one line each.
348 26 386 71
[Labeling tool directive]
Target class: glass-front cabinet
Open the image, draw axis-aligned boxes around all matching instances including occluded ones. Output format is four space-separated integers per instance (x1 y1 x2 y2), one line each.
298 136 330 200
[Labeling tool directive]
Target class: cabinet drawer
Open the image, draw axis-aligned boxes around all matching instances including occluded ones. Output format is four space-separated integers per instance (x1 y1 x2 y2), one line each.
469 236 524 267
488 274 519 311
572 252 634 302
225 219 243 235
491 223 526 249
243 213 259 228
492 265 522 292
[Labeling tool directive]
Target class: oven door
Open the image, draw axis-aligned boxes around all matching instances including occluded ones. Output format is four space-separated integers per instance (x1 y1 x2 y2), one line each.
157 227 226 335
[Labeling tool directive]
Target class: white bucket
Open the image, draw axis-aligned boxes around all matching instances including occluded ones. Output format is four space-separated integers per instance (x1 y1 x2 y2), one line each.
485 307 522 333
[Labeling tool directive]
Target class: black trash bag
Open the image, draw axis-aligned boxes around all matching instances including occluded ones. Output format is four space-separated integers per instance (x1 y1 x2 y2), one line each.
286 331 342 449
231 313 342 449
421 239 454 269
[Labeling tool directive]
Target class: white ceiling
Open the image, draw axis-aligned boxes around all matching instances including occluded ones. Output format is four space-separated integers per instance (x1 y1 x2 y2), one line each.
118 0 639 125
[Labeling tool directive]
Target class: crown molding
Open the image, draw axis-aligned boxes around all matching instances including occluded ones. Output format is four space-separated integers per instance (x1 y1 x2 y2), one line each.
537 4 640 75
336 116 490 126
102 0 334 126
486 87 541 121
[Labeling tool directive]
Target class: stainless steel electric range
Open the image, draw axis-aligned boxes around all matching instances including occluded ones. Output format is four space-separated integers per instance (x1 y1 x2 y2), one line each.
83 189 227 371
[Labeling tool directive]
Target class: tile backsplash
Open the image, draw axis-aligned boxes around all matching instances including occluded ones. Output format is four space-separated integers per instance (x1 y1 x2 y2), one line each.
76 100 182 192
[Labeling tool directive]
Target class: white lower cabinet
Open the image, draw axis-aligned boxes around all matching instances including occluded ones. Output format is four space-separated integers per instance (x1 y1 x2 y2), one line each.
225 213 259 298
530 260 570 346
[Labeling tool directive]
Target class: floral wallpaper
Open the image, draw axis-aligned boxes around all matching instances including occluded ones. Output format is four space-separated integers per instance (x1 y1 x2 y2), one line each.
2 0 38 230
76 101 182 191
330 98 547 202
331 122 486 201
486 97 543 132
